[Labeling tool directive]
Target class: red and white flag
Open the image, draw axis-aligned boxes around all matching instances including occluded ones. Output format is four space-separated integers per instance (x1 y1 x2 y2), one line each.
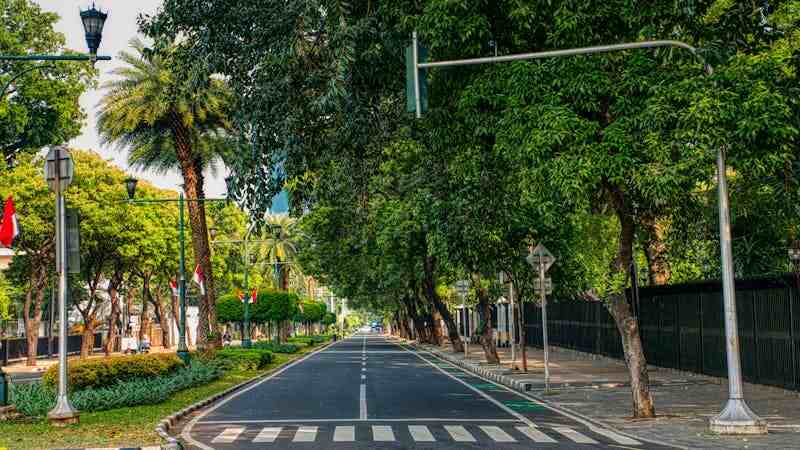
238 290 245 302
0 196 20 248
250 288 257 304
192 264 206 295
169 279 179 297
239 289 257 304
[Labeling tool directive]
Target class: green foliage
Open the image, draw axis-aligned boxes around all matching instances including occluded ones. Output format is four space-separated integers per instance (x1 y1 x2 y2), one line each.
217 293 244 323
42 353 184 391
251 341 300 354
321 312 336 326
287 335 328 346
213 348 273 370
0 0 93 162
13 361 221 417
295 299 326 323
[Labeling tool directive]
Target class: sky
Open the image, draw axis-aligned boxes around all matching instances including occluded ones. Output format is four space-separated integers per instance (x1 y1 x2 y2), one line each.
33 0 229 197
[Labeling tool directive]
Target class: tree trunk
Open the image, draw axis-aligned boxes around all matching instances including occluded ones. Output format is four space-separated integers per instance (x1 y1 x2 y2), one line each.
642 217 671 285
23 265 47 366
172 117 218 350
150 290 171 348
421 253 464 352
104 270 124 356
607 203 656 418
80 318 96 358
140 275 152 344
475 284 500 364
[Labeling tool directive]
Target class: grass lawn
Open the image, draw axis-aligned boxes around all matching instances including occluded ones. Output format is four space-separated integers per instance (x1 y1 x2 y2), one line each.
0 342 327 450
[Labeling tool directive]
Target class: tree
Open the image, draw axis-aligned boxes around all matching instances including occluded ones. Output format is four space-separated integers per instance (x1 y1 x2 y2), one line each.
259 214 299 291
97 38 234 348
0 153 54 365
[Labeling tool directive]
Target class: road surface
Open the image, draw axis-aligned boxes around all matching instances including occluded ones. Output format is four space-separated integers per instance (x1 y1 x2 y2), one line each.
180 333 674 449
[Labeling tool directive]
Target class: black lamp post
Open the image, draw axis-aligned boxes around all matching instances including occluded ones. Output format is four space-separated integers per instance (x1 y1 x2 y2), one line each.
80 4 108 61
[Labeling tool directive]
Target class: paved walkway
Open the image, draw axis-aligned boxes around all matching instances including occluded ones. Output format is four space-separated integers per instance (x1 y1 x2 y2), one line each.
423 341 800 449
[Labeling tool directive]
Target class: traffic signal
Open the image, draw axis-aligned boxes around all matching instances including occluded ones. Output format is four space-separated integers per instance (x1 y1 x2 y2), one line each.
405 40 428 115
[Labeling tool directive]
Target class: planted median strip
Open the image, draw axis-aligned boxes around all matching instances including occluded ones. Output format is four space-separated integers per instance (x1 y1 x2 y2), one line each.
0 336 331 450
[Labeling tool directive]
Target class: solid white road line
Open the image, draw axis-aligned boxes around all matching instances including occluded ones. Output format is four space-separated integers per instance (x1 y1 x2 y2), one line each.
360 384 367 420
553 426 599 444
333 425 355 442
590 426 642 445
211 427 244 443
396 344 535 428
515 426 557 443
372 425 396 441
444 425 476 442
292 426 318 442
480 425 516 442
408 425 436 442
361 374 366 380
253 427 282 443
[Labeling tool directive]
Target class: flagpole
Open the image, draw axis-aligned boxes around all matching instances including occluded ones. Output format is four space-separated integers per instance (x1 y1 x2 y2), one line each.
242 238 251 348
177 192 189 363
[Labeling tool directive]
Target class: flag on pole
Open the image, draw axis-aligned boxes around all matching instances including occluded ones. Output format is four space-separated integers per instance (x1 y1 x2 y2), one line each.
0 196 20 247
250 288 257 304
170 279 179 298
238 290 245 302
192 264 206 295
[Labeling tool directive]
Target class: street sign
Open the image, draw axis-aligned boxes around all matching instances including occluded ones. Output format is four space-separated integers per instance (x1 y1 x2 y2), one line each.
526 244 555 272
533 277 553 295
455 280 470 298
44 146 74 192
405 43 428 114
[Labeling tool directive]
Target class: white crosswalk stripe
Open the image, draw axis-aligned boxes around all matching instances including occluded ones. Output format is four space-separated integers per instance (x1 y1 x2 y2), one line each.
408 425 436 442
372 425 395 441
553 426 599 444
515 425 557 443
480 425 516 442
253 427 282 443
292 426 318 442
211 427 244 443
333 425 355 442
444 425 476 442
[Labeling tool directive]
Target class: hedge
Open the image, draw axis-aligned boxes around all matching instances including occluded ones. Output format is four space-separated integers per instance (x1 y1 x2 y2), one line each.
251 341 300 354
288 335 329 346
42 353 184 391
214 348 273 370
13 361 221 417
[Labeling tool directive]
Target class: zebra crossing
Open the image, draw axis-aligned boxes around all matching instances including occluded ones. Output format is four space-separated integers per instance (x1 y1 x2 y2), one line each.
206 423 641 446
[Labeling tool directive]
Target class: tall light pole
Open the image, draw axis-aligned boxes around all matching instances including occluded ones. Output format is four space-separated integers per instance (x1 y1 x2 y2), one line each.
407 36 765 434
124 178 230 362
210 228 270 348
36 6 110 426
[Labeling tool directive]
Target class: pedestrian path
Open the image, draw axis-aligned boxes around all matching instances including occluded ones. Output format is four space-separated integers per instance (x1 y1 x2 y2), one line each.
205 422 639 446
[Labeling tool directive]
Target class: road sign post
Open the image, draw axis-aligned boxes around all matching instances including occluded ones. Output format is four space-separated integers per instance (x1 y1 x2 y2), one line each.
527 244 556 394
455 280 470 358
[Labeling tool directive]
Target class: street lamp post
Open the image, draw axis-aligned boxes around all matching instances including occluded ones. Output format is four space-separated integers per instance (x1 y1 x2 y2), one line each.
29 6 111 426
407 36 766 434
125 178 229 362
210 229 271 348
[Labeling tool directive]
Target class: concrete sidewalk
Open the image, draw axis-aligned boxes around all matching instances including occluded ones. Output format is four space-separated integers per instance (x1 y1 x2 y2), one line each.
423 341 800 449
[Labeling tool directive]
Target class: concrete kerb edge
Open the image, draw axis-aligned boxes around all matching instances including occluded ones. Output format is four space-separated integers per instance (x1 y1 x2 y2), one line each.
402 340 686 450
155 340 337 450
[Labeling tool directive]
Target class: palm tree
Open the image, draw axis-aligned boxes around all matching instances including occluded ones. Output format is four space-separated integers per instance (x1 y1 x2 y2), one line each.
97 38 233 348
260 214 299 290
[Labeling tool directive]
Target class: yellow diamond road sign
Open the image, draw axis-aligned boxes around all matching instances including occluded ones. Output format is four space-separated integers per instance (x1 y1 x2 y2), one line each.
527 244 555 272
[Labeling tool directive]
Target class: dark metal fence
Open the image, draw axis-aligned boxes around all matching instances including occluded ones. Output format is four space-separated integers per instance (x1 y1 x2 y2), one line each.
0 333 103 364
524 274 800 391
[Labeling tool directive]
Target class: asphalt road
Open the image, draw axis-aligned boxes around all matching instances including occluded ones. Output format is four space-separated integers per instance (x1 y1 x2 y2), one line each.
181 333 675 449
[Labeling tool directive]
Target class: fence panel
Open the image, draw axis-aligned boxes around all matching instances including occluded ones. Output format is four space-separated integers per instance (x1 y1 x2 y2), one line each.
523 275 800 391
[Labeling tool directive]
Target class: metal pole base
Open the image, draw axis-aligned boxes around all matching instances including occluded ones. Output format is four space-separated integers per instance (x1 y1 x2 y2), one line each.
709 399 767 435
242 339 252 348
48 396 79 426
177 350 190 364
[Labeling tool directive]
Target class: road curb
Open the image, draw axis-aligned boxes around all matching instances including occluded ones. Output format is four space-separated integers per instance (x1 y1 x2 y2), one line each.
402 340 685 450
156 341 336 450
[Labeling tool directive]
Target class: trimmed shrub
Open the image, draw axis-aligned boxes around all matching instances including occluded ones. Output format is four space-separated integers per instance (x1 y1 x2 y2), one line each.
288 335 329 347
252 341 300 354
13 361 221 417
42 353 184 391
214 348 273 370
